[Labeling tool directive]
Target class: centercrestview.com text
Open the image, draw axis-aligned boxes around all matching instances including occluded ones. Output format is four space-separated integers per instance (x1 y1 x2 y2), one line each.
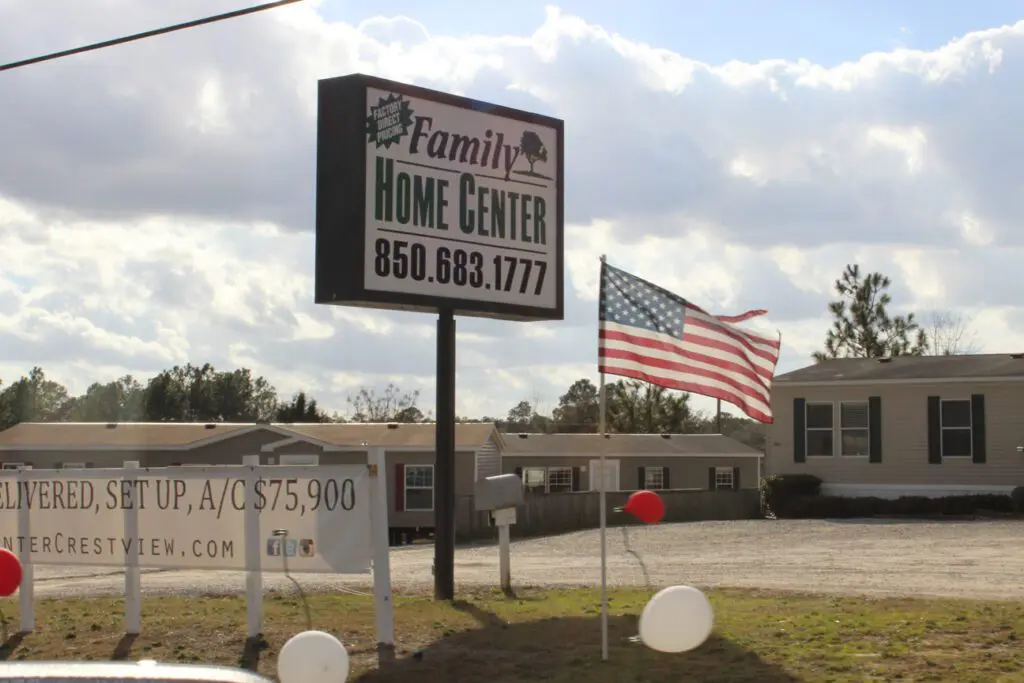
2 533 235 560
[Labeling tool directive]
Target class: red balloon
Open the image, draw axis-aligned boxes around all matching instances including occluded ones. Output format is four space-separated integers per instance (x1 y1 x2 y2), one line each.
0 548 22 597
623 490 665 524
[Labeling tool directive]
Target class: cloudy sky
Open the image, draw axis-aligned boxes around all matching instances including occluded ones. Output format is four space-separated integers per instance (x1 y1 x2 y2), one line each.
2 0 1023 421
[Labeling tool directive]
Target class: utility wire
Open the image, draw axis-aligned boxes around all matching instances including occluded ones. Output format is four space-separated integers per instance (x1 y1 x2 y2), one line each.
0 0 304 73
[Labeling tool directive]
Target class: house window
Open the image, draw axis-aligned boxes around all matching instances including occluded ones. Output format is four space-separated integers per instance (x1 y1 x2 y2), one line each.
805 403 834 456
840 402 869 456
940 399 972 457
523 467 547 492
714 467 735 490
404 465 434 511
546 467 574 493
1 463 25 470
644 467 665 490
62 462 87 469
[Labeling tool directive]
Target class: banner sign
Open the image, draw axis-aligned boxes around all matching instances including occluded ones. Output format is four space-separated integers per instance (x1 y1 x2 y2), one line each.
0 465 371 574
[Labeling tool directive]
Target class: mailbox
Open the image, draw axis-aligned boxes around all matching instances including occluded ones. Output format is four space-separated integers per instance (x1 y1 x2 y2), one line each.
474 473 525 512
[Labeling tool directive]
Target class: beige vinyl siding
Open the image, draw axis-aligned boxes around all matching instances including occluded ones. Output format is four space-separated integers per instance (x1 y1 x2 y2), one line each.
474 438 501 480
767 381 1024 487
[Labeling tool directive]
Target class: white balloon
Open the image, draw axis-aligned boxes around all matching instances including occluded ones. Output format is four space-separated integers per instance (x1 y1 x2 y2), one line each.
278 630 350 683
638 585 714 653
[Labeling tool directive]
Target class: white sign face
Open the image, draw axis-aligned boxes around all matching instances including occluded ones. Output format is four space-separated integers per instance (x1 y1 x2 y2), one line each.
363 87 560 311
0 466 371 574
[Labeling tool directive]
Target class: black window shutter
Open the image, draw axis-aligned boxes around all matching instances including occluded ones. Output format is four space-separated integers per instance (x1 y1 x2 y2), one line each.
868 396 882 463
514 466 523 480
708 467 716 490
732 466 741 490
663 467 671 490
637 466 645 490
793 398 806 463
395 464 406 511
927 396 942 464
971 394 986 464
571 467 581 492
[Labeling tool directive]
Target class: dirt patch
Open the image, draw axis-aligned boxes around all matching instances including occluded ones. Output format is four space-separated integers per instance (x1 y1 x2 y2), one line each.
24 519 1024 600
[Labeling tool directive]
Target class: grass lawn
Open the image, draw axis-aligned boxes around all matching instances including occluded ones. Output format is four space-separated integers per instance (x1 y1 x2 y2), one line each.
0 587 1021 682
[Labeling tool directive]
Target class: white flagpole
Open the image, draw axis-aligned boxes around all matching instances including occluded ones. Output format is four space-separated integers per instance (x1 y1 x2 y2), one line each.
598 254 609 662
598 370 609 662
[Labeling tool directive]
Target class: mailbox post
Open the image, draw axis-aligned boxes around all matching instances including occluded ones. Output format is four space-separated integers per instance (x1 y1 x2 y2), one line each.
492 507 515 592
474 474 525 594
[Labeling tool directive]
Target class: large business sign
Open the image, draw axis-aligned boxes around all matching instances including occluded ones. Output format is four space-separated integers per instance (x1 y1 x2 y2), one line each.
0 466 371 574
314 73 565 321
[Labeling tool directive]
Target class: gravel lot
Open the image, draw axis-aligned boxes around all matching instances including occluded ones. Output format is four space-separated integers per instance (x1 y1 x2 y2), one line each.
27 519 1024 601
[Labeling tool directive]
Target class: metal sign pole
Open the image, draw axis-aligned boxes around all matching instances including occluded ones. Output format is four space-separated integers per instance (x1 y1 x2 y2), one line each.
434 308 457 600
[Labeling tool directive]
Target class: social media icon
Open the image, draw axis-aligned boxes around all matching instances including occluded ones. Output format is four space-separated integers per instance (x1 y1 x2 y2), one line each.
283 539 298 557
299 539 316 558
266 539 281 557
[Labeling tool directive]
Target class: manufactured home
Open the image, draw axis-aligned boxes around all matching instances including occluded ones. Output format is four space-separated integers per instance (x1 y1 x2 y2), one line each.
0 421 503 543
500 432 763 493
767 354 1024 497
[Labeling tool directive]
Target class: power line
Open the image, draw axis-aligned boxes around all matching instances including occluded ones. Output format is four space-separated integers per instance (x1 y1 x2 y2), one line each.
0 0 304 73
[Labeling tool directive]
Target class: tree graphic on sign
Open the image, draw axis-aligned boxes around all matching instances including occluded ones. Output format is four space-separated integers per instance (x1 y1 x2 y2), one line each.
513 130 553 181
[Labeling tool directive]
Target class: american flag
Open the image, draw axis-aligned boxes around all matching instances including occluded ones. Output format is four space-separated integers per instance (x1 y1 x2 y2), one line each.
598 261 781 423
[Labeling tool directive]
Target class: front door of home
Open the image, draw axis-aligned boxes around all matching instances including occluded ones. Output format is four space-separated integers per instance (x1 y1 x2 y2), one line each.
588 459 620 492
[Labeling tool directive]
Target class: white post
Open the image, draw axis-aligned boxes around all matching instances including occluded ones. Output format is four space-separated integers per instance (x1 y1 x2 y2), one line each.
367 447 395 664
16 468 34 633
242 455 262 639
491 507 516 593
598 372 609 661
123 461 141 635
498 524 511 591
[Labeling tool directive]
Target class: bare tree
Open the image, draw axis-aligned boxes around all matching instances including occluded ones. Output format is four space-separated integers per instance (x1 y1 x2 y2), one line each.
347 383 423 422
926 311 981 356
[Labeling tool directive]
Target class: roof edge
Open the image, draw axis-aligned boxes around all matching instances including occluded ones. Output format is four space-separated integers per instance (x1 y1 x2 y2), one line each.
498 432 746 438
14 422 263 427
774 376 1024 388
505 452 764 458
0 423 302 452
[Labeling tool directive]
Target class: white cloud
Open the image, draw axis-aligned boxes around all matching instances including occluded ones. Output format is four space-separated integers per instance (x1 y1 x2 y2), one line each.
1 3 1023 421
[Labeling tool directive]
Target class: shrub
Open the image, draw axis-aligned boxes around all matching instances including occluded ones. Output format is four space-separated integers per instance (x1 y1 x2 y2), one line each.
761 474 822 517
939 494 1005 515
1012 487 1024 514
775 493 1015 519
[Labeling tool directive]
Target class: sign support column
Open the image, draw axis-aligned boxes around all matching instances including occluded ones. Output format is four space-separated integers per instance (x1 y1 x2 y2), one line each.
434 307 456 600
313 74 565 604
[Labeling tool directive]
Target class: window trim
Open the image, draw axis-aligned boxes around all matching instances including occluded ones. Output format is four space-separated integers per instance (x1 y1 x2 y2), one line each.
546 466 574 493
522 466 547 491
403 464 435 511
713 467 735 490
643 466 665 490
839 400 870 457
804 401 836 457
939 397 973 458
